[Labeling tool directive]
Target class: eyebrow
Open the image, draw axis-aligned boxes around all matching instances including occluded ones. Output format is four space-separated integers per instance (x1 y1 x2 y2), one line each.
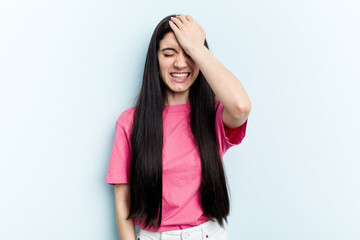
161 47 178 52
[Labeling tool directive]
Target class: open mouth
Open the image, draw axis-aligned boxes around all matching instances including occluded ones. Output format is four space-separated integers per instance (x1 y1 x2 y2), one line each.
170 72 190 79
169 72 191 83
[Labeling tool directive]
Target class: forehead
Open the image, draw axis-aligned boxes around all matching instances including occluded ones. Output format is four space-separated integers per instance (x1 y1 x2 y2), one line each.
159 32 181 49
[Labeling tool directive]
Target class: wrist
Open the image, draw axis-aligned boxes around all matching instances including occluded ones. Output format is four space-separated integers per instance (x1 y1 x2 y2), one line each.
188 45 211 63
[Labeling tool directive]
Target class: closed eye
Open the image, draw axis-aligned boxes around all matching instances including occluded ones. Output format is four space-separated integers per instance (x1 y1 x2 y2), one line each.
164 54 174 57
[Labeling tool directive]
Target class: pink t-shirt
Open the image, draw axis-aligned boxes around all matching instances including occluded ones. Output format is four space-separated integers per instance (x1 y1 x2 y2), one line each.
105 99 248 232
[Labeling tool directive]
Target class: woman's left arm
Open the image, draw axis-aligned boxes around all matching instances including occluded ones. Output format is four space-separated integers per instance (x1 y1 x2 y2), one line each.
169 15 251 128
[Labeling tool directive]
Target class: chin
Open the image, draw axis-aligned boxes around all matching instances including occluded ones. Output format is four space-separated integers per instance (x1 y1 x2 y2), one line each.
169 86 190 93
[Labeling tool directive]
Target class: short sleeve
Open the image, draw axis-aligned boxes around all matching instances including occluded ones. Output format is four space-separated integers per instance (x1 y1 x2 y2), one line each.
215 99 248 156
105 122 131 185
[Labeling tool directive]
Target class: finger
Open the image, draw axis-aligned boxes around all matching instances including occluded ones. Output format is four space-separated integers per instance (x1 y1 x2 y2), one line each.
169 20 180 33
177 15 189 25
185 15 195 22
170 16 183 30
199 24 206 35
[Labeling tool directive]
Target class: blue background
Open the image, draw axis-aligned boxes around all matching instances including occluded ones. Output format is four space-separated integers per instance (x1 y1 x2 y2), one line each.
1 0 359 239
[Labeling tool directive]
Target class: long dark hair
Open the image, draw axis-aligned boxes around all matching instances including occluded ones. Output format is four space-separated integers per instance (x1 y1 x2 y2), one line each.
127 14 230 230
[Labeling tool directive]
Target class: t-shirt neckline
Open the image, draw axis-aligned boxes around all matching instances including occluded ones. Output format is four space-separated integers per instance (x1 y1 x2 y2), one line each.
163 103 190 113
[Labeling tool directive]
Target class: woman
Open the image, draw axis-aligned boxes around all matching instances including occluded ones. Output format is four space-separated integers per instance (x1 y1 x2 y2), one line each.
105 14 251 240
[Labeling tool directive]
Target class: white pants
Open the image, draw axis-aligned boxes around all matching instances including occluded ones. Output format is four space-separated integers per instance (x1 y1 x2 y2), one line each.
137 220 228 240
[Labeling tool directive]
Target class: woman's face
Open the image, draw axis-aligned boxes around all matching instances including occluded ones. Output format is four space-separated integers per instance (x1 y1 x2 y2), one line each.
157 31 200 98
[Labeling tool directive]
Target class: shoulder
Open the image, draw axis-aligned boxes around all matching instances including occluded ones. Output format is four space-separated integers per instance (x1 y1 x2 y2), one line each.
116 106 136 130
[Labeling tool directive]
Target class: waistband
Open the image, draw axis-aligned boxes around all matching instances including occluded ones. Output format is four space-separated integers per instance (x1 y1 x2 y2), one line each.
139 220 223 239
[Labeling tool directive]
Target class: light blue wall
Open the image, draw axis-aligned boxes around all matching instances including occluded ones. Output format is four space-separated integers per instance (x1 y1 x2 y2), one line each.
1 0 359 239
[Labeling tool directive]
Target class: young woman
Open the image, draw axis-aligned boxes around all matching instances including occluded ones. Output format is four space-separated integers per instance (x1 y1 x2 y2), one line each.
105 14 251 240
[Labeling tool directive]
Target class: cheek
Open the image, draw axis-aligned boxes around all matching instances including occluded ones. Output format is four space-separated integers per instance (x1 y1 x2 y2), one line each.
190 62 199 73
159 60 171 75
193 67 200 77
158 64 167 78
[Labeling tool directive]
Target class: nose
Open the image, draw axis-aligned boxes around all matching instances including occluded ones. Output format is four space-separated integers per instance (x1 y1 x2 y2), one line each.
174 51 188 69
